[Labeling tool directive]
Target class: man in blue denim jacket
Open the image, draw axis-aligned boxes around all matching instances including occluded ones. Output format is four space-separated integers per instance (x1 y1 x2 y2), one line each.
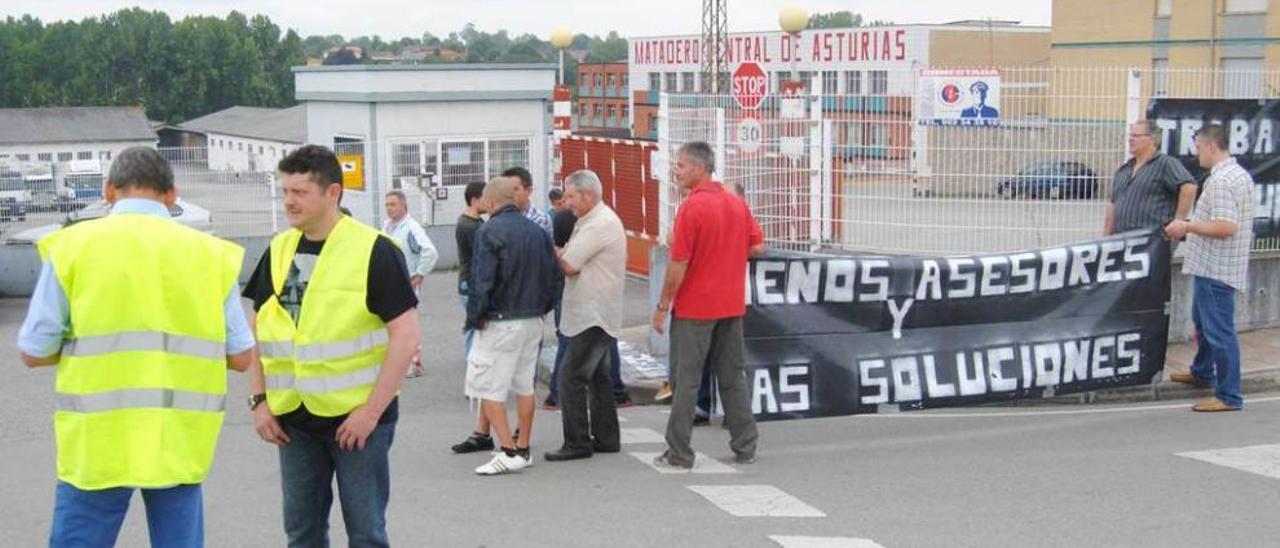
464 176 563 475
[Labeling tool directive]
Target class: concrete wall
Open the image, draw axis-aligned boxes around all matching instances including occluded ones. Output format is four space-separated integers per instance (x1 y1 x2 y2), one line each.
0 227 460 299
1169 252 1280 341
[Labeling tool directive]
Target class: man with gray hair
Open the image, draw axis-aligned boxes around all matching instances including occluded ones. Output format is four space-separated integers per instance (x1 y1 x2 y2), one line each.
383 189 438 378
1106 119 1197 236
651 141 764 469
545 170 627 462
466 176 562 474
18 146 252 545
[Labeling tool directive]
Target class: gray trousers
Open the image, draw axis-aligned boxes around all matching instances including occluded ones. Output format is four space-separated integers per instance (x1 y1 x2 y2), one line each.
663 317 758 466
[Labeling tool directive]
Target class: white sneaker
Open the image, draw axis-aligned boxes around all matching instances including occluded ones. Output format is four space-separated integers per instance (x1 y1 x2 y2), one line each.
475 452 531 475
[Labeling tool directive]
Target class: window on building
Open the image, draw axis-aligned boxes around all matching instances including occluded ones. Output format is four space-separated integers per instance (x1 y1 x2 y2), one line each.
1156 0 1172 16
609 105 618 119
238 143 244 151
822 71 839 94
17 153 31 161
77 151 92 160
621 73 629 89
608 74 617 89
665 72 678 92
845 71 862 95
57 152 73 161
38 153 52 162
870 70 889 95
98 151 110 161
270 147 277 157
1222 57 1265 98
1226 0 1267 12
649 73 662 92
595 74 604 87
622 105 630 119
596 104 605 119
773 71 790 92
682 72 695 92
486 139 531 180
798 71 814 88
259 145 264 154
0 154 8 160
1152 58 1169 97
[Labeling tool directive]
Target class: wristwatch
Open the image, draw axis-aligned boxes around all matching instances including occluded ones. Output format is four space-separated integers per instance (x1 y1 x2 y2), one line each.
248 393 267 411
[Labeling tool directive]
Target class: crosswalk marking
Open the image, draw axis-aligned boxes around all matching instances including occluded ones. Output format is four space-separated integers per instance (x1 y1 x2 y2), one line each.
687 485 826 517
769 536 886 548
620 427 665 444
629 451 738 474
1176 443 1280 480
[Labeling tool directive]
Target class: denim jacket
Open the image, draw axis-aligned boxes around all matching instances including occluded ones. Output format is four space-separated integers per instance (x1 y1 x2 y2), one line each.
465 205 563 329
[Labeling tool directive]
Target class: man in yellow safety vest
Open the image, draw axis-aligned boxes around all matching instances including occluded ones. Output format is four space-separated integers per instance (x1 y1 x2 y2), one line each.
18 146 253 547
241 144 420 546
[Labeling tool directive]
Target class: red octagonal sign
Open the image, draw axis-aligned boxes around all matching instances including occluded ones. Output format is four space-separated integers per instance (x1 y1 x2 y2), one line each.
732 62 768 110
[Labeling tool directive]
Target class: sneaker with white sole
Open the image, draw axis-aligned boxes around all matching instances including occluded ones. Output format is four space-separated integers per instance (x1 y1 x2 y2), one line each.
475 452 531 475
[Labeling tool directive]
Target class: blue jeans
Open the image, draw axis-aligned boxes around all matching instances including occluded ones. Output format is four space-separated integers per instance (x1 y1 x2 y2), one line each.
1190 276 1244 408
278 421 395 548
50 481 203 548
548 305 628 403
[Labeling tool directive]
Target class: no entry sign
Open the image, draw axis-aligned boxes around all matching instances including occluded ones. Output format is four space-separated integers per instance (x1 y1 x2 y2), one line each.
732 62 768 110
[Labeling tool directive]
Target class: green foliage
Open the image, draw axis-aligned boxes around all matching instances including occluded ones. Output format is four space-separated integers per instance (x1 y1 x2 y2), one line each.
0 9 631 121
0 9 305 123
807 10 891 29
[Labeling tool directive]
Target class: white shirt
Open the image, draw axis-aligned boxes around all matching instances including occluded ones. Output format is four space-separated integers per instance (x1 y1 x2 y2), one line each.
383 214 438 280
559 202 627 338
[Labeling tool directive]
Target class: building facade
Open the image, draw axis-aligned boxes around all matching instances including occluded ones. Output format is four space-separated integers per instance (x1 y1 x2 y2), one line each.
0 107 156 169
576 62 631 138
626 22 1052 142
180 105 306 172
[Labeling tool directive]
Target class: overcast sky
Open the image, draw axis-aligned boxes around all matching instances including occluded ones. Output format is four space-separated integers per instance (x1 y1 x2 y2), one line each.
7 1 1052 40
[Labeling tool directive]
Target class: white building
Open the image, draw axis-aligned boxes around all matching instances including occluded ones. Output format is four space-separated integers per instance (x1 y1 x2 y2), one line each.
0 107 156 170
293 63 557 267
179 105 306 172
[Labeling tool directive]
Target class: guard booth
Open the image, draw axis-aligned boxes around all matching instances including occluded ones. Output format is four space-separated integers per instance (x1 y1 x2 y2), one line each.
293 63 557 268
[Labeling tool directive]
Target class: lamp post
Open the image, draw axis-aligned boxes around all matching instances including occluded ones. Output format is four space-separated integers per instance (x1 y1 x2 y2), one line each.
778 4 808 87
550 26 573 86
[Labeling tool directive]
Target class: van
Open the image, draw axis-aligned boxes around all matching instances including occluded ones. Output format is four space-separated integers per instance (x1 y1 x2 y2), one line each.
0 170 29 221
62 160 105 201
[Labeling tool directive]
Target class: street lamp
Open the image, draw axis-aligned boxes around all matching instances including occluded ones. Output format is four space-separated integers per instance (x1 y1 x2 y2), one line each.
778 4 808 86
550 26 573 86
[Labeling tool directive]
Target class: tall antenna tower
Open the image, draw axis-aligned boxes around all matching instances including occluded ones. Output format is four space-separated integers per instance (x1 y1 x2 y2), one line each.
701 0 728 93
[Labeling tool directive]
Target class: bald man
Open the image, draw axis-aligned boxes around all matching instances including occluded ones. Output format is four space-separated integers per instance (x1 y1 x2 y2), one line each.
464 176 563 475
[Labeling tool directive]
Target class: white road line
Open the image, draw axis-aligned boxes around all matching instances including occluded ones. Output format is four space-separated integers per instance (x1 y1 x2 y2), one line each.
629 451 738 474
620 427 665 444
1177 443 1280 480
687 485 826 517
769 535 886 548
859 395 1280 419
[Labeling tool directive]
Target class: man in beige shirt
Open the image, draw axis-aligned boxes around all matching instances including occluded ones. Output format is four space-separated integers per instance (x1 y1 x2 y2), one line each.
545 169 627 462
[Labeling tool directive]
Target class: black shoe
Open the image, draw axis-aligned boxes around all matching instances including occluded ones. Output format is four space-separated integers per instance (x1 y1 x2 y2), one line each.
451 433 495 454
734 452 756 464
693 414 711 426
614 394 635 408
544 447 593 462
592 442 621 454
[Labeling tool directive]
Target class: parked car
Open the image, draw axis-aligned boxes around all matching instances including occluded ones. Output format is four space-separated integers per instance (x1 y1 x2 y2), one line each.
6 198 214 244
0 170 30 222
996 161 1099 200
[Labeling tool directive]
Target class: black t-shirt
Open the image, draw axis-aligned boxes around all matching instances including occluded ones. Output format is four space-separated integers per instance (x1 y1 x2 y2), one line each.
455 213 484 290
242 233 415 427
553 210 577 248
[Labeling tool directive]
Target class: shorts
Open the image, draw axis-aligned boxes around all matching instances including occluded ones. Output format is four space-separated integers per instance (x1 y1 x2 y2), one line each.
464 317 542 401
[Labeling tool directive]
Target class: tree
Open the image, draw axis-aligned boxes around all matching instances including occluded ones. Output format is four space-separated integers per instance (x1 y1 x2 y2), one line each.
324 46 360 65
807 10 863 29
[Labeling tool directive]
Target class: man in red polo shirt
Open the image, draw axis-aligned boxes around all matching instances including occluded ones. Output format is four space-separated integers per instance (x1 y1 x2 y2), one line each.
651 141 764 469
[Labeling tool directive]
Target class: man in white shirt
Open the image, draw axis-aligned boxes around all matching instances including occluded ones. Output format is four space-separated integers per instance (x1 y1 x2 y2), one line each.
544 170 627 462
384 190 438 377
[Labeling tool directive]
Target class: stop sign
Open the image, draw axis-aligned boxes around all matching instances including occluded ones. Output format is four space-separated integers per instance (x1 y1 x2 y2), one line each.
732 62 768 110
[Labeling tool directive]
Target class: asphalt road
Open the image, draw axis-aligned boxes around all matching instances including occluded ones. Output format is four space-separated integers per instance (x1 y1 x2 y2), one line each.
2 272 1278 547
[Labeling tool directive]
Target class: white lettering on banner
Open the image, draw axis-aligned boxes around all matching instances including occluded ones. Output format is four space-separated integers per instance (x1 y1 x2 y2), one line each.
747 236 1154 307
886 298 914 340
1156 117 1276 157
753 364 812 413
856 333 1145 405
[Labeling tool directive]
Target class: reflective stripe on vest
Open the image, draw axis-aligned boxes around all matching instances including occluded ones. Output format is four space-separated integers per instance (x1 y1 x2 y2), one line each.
258 341 294 359
61 331 225 361
264 364 381 394
56 389 226 414
295 329 388 362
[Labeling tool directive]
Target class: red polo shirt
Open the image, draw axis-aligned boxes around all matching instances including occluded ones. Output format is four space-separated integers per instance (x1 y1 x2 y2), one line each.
670 180 763 320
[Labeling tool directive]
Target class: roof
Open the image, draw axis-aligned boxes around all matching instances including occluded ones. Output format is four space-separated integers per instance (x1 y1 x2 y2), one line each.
178 105 306 144
0 106 155 145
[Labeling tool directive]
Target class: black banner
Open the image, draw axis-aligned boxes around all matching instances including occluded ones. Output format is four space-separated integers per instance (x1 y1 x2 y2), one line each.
1148 98 1280 238
740 229 1171 419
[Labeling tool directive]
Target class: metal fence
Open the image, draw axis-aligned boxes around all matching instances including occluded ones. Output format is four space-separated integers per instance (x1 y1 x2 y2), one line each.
657 66 1280 256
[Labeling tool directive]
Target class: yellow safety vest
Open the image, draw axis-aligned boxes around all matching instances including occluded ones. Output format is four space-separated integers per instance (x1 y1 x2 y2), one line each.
38 212 243 490
257 216 389 417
